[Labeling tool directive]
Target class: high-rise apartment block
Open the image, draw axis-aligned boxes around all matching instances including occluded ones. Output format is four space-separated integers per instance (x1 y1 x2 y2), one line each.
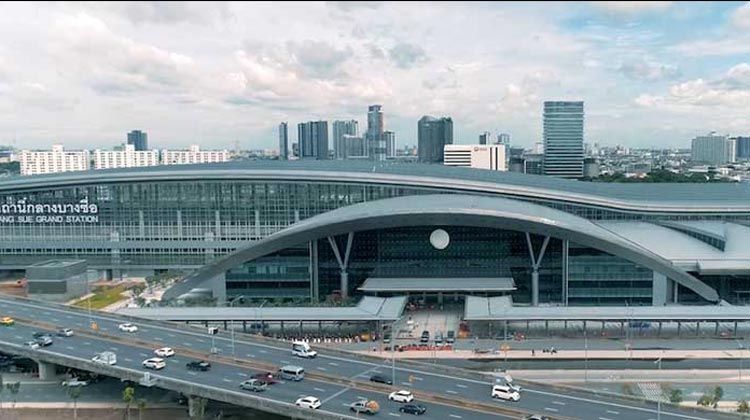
94 144 159 169
278 122 289 160
443 144 506 171
384 131 396 158
691 132 730 165
497 133 510 145
341 135 365 157
543 101 584 178
366 105 386 161
479 132 491 145
333 120 358 159
19 145 90 176
298 121 329 160
735 137 750 161
161 145 230 165
127 130 148 151
418 116 453 163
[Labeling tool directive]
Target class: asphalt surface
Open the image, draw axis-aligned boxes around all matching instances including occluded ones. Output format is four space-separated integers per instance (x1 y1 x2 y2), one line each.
0 296 740 420
442 358 750 371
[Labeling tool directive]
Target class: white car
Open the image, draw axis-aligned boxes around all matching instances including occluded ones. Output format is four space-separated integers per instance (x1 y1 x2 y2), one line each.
154 347 175 357
491 384 521 402
118 323 138 333
388 390 414 403
62 378 89 387
295 396 321 409
142 357 166 370
26 340 40 350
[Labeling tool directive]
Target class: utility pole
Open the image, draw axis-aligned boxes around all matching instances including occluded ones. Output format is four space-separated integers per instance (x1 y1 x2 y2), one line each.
229 296 245 358
655 357 662 420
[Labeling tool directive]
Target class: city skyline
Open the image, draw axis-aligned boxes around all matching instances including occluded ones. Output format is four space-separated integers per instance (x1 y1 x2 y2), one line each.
0 2 749 150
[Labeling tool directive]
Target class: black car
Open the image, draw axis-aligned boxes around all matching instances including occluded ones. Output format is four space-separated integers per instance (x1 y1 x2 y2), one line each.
446 330 456 344
186 360 211 371
419 330 430 343
399 404 427 415
370 374 393 385
32 332 51 339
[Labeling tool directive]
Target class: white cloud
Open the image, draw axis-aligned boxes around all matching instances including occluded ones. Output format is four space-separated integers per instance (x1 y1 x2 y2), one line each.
590 2 673 14
618 57 680 81
731 2 750 29
673 37 750 57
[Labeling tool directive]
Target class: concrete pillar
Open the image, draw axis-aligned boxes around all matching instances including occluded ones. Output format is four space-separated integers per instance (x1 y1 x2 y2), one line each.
658 322 662 337
242 320 247 333
715 322 720 336
531 270 539 307
38 361 57 380
696 321 701 336
677 321 681 337
652 272 667 306
438 292 444 305
340 271 349 299
188 395 207 418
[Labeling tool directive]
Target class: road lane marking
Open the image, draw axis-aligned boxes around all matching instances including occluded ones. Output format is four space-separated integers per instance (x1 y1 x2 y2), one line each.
66 346 74 350
258 349 267 353
317 367 327 371
222 378 233 383
401 382 411 386
599 418 614 420
413 376 423 381
153 337 163 341
552 401 566 406
182 342 192 347
83 341 91 346
188 372 197 376
237 372 248 377
124 358 132 362
314 387 326 392
280 360 290 364
139 353 148 357
544 407 559 412
167 334 176 338
329 362 339 366
51 318 59 322
456 384 467 388
388 413 400 417
14 335 23 340
446 390 458 394
245 353 253 357
322 387 350 404
449 415 462 419
606 410 620 415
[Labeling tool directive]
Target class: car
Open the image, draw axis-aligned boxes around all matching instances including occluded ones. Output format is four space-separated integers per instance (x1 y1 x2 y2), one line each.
57 328 74 337
251 372 278 384
389 390 414 403
295 396 321 409
186 360 211 371
419 330 430 343
239 379 268 392
434 331 444 346
35 336 53 346
446 330 456 344
26 340 40 349
524 416 551 420
370 374 393 385
154 347 175 357
62 378 89 387
350 399 380 415
383 332 392 344
92 351 117 365
118 323 138 333
32 332 52 339
142 357 166 370
399 404 427 415
291 341 318 358
491 384 520 402
0 317 14 326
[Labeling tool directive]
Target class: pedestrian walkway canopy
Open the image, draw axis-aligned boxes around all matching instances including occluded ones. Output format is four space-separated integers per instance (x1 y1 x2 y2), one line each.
359 277 516 293
118 296 407 322
465 296 750 321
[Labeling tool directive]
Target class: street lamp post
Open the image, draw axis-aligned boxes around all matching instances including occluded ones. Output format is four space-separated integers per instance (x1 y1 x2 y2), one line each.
655 357 662 420
229 296 245 358
584 326 589 383
86 280 93 328
256 299 268 336
391 315 406 387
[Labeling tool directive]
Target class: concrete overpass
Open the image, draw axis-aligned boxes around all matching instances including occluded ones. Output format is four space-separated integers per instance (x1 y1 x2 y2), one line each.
0 295 734 420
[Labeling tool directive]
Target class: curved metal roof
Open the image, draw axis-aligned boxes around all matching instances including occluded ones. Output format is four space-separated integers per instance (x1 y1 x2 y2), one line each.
163 193 720 303
1 160 748 213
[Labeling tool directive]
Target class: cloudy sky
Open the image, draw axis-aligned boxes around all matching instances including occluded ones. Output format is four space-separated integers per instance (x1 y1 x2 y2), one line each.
0 1 749 151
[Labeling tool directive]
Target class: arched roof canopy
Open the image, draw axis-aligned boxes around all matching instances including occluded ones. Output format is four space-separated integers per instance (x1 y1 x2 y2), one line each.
163 194 720 303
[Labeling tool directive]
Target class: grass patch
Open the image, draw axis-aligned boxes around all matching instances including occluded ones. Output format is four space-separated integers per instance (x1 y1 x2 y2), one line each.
73 284 130 310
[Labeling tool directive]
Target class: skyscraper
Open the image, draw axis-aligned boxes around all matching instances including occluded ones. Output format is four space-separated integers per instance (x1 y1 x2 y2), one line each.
543 101 584 178
418 116 453 163
479 132 491 145
366 105 386 161
736 137 750 161
384 131 396 158
127 130 148 151
333 120 359 159
496 133 510 145
278 122 289 160
691 132 728 165
297 121 329 160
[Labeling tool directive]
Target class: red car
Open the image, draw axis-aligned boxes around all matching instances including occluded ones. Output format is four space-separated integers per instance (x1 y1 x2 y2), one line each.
251 372 278 384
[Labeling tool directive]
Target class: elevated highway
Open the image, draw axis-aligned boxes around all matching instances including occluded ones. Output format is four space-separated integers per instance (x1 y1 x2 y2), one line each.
0 296 736 420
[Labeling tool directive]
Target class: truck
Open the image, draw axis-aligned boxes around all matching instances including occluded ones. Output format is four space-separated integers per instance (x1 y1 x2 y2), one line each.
291 341 318 359
92 351 117 365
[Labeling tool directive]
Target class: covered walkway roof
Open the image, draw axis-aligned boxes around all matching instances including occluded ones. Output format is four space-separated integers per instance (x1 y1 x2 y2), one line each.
359 277 516 293
465 296 750 321
117 296 406 322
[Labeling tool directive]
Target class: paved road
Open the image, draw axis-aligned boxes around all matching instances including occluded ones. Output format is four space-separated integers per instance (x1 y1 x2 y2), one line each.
440 358 749 371
0 296 740 420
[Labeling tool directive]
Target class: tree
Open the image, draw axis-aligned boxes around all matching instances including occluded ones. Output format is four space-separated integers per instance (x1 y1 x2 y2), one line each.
68 386 82 420
122 386 135 420
6 382 20 408
137 398 147 420
697 393 713 407
738 399 750 413
712 386 724 408
668 388 683 404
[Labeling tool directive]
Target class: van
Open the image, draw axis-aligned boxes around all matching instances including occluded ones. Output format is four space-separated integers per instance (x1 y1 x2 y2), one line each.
491 384 520 402
292 341 318 359
278 365 305 381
